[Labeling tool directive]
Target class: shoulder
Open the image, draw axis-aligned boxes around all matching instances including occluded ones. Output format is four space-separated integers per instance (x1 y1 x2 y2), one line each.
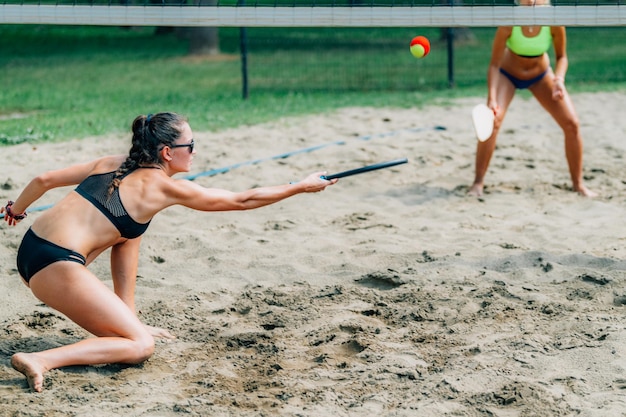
550 26 566 37
494 26 513 43
36 154 127 188
497 26 513 36
140 176 210 213
161 177 203 198
492 27 513 48
90 155 128 174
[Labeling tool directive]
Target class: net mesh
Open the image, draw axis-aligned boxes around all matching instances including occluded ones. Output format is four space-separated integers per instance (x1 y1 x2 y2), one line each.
1 2 624 94
0 0 622 4
1 1 624 27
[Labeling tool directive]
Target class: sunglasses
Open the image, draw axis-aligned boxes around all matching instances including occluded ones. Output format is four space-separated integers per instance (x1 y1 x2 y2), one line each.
170 139 194 153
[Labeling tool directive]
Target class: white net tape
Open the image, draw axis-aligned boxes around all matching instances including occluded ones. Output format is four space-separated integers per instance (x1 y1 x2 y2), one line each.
1 5 624 27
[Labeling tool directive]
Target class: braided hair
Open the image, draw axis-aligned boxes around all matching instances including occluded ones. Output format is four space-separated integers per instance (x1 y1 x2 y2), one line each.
108 112 187 196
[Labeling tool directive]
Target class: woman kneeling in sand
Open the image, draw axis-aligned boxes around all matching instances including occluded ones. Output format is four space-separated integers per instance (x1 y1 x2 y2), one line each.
2 112 337 392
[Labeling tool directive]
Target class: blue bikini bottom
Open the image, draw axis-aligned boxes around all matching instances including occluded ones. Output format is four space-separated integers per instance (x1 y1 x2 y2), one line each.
499 68 548 89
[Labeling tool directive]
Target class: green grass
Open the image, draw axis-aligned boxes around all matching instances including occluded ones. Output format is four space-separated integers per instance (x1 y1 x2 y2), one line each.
0 25 624 145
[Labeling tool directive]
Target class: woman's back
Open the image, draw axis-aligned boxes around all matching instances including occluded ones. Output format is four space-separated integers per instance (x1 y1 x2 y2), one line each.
30 157 168 258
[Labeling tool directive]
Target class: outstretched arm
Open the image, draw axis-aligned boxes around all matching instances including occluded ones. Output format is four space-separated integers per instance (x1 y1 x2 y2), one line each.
1 155 125 226
171 171 338 213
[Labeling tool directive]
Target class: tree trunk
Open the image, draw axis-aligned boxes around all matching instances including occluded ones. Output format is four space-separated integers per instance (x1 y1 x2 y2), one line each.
185 0 220 55
187 26 220 55
439 0 476 44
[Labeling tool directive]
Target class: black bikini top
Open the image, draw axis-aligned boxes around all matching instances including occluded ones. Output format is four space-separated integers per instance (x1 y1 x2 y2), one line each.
75 169 151 239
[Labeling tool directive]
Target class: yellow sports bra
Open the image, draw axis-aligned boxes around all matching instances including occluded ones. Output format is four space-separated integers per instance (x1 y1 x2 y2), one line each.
506 26 552 57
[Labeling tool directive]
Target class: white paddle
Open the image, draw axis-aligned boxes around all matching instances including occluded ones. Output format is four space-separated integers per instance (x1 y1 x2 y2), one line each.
472 104 495 142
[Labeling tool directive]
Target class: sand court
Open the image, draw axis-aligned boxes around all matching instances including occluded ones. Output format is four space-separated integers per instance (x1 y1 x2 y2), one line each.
1 91 625 416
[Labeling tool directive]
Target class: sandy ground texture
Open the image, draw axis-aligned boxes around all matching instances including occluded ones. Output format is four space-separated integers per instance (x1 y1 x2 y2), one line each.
1 92 625 417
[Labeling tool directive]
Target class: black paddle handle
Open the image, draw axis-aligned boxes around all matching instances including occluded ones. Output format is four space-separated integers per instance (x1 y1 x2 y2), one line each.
321 158 408 180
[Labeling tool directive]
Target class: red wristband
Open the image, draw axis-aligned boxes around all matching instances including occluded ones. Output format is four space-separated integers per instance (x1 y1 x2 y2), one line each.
5 201 27 221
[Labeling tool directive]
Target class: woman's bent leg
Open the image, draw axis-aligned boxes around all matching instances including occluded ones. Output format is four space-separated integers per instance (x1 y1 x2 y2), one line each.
12 261 154 392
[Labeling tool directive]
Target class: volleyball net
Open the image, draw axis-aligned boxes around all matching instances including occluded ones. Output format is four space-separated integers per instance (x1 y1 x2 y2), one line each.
1 1 624 27
1 1 624 95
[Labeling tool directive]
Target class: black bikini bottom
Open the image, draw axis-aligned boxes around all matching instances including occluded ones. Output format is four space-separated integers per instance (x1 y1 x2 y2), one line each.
17 228 86 283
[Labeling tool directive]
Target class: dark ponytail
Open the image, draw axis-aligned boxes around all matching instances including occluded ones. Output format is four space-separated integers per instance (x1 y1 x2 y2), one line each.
108 112 187 196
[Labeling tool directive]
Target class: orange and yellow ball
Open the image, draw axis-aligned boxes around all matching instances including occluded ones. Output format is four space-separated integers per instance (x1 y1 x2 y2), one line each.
410 36 431 59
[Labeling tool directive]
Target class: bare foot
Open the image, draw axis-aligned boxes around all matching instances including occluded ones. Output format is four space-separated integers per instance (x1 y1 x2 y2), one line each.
11 352 47 392
467 183 484 197
144 324 176 340
575 185 597 198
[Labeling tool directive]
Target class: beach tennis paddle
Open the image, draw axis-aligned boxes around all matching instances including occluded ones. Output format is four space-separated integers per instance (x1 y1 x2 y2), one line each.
321 158 408 180
472 104 495 142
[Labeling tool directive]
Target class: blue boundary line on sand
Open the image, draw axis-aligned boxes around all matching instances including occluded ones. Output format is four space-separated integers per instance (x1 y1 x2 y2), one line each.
1 125 445 218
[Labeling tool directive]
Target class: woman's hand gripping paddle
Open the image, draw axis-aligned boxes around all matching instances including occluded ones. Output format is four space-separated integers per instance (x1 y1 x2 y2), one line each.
472 104 495 142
